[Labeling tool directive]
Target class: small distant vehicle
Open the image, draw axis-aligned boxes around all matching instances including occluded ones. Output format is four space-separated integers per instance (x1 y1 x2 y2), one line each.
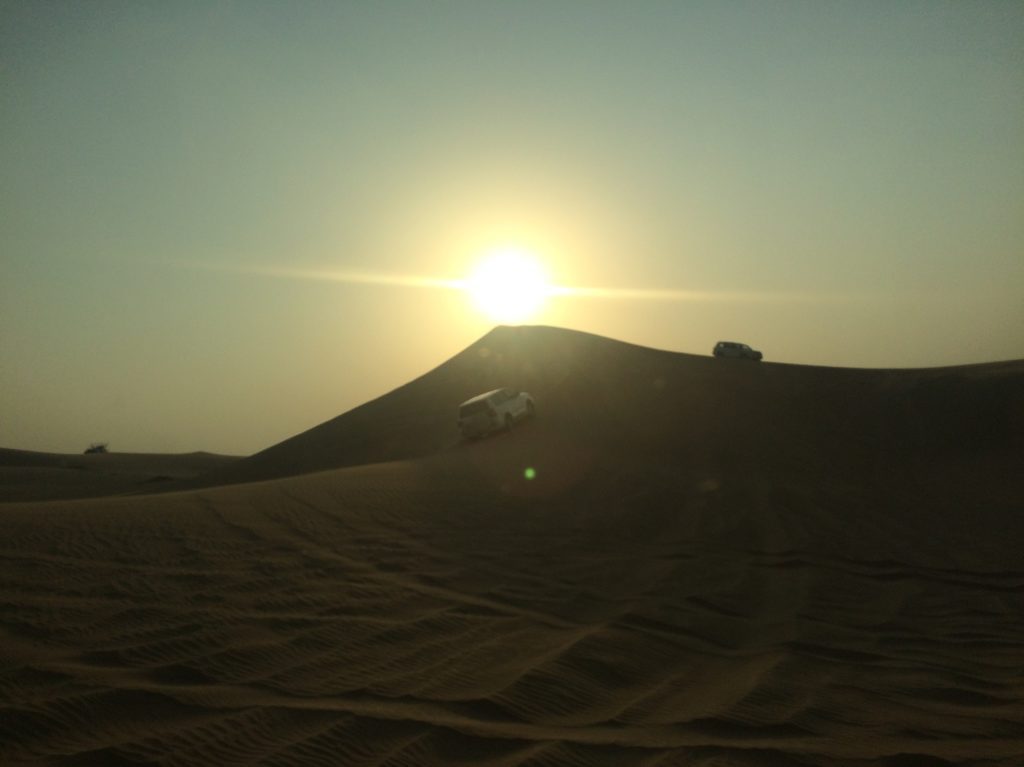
458 388 535 439
713 341 763 361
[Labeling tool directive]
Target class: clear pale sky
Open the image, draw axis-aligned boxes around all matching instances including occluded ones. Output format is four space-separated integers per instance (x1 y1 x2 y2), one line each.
3 1 1022 455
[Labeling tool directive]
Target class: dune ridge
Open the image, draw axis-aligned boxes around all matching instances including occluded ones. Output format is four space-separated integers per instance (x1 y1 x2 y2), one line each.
2 326 1022 765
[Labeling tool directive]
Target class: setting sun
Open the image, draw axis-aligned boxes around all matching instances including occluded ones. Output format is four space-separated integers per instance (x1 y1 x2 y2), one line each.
465 247 551 323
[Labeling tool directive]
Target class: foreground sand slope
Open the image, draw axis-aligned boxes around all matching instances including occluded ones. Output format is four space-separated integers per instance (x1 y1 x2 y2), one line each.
2 327 1022 765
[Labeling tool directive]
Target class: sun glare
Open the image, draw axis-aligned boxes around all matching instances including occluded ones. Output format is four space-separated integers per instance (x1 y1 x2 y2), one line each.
465 247 551 323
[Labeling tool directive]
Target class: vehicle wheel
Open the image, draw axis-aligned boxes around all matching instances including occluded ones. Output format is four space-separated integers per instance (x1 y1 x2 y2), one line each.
505 414 513 431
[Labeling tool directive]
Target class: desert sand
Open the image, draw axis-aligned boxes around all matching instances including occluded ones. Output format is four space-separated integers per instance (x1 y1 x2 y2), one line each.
2 325 1022 766
0 450 241 504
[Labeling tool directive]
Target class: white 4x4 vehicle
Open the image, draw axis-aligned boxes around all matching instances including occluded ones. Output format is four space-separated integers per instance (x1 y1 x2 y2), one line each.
458 388 535 439
713 341 763 361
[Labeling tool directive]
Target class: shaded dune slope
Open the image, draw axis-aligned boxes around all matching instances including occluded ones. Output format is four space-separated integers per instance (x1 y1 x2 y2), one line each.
2 326 1023 766
200 325 1024 486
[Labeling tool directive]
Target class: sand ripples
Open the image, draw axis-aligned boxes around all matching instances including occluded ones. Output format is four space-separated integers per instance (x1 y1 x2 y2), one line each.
2 454 1023 766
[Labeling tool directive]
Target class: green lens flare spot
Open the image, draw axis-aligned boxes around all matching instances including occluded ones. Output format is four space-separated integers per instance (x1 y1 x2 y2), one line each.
524 467 536 481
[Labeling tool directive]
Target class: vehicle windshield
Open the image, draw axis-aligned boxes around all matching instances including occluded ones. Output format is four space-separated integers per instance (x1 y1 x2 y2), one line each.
459 400 491 417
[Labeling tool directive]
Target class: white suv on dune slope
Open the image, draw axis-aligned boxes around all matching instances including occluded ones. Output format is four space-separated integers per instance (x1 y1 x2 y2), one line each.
458 388 535 439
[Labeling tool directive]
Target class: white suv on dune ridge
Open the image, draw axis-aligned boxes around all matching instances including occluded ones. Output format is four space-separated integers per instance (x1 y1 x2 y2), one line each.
713 341 763 361
458 388 535 439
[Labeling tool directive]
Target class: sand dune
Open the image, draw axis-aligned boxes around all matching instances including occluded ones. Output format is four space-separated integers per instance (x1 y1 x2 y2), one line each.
2 326 1022 765
0 450 242 503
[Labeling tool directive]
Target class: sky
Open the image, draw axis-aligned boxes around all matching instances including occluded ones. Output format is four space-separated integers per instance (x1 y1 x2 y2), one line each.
2 1 1022 456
